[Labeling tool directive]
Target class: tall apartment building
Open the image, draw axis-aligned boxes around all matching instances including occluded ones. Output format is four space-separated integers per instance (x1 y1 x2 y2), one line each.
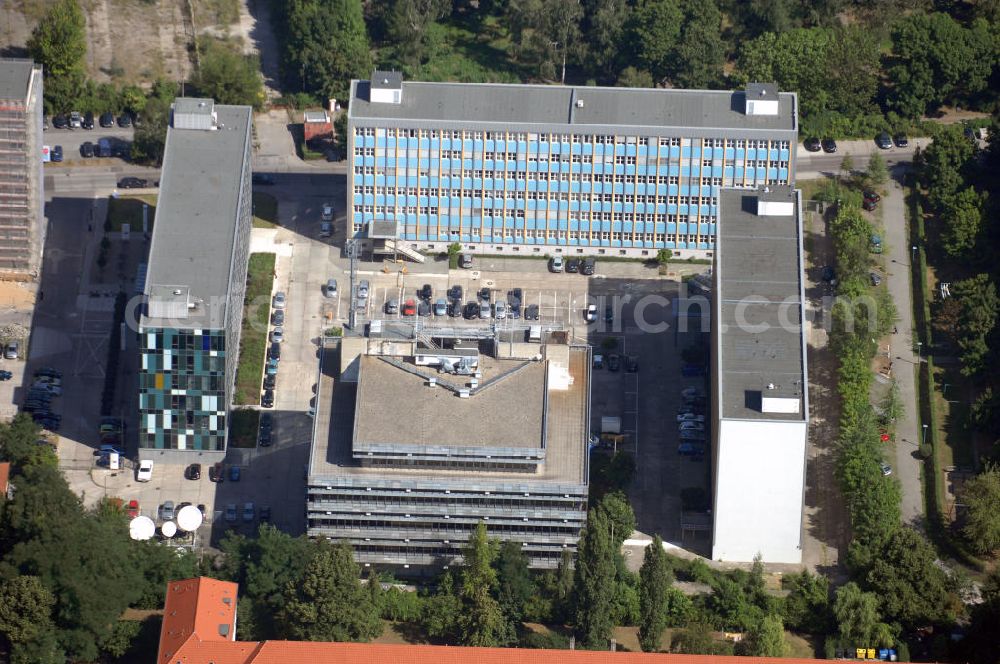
307 335 591 570
0 59 43 277
138 99 253 462
347 74 797 259
710 186 808 563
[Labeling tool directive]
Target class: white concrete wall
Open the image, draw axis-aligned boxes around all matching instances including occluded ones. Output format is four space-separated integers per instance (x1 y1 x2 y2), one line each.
712 418 807 563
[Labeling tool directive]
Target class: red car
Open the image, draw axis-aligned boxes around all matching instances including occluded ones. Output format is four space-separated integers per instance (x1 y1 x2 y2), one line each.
401 299 416 316
126 499 140 518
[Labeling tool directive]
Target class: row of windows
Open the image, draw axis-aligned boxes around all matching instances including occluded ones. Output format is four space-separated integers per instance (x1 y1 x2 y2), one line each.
351 225 705 242
360 188 714 205
354 126 788 150
309 518 581 535
308 495 584 510
353 205 712 223
354 168 756 185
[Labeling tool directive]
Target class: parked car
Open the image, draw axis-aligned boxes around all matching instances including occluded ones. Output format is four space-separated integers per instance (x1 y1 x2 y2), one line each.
434 298 448 316
605 306 614 324
80 141 95 158
677 442 705 456
880 462 893 476
270 327 284 344
402 299 417 316
418 284 433 301
447 285 463 301
99 111 115 128
592 354 604 370
385 298 399 314
263 373 275 390
261 389 274 408
448 300 462 317
821 265 837 284
209 462 224 483
229 466 241 481
565 257 580 273
862 198 877 212
272 291 286 309
875 132 893 149
117 113 132 128
679 421 705 432
126 499 140 518
272 309 284 326
549 256 564 272
319 221 332 238
524 304 539 320
803 137 821 152
677 413 706 423
0 370 12 381
478 300 491 319
185 463 202 480
357 281 369 300
52 114 69 129
321 202 334 221
584 304 598 322
581 258 596 275
259 428 272 447
117 177 147 189
324 279 337 298
863 190 881 204
137 459 154 482
821 138 837 153
464 301 479 319
160 501 175 520
51 145 63 162
82 111 94 129
870 272 882 287
417 300 431 317
459 253 474 268
224 504 238 522
893 134 909 148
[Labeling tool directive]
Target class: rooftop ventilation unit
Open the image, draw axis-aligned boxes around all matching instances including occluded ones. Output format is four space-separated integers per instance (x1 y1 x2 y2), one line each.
744 83 779 116
575 99 585 108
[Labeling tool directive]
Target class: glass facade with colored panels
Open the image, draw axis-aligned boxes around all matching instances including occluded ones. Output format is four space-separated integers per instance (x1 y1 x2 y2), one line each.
350 128 791 250
138 327 227 451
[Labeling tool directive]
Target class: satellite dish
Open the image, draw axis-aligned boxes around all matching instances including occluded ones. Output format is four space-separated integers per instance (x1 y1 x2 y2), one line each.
176 505 203 532
129 516 155 541
161 521 177 538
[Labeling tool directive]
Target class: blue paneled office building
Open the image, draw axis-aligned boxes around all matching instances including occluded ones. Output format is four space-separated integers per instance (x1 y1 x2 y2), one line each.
347 74 797 259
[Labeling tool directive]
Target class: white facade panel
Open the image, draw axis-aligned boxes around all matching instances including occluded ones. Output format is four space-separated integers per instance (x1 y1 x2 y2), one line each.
712 418 807 564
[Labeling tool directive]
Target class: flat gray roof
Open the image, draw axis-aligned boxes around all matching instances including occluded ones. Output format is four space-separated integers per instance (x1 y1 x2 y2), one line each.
311 346 589 488
0 59 35 100
716 188 807 421
350 80 797 133
141 101 252 329
355 355 546 452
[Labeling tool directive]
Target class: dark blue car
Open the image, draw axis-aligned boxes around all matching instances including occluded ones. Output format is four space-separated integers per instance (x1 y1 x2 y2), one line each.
229 465 241 481
51 145 63 162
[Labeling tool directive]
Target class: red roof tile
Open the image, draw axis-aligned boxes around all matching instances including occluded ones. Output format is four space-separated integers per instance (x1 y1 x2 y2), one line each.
157 577 240 664
0 462 10 497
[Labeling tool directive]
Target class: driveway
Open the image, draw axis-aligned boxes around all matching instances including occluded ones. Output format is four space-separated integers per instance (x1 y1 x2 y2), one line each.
796 139 930 180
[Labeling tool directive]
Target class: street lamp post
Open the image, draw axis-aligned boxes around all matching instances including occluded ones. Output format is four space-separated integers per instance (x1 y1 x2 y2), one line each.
916 341 922 357
922 424 928 446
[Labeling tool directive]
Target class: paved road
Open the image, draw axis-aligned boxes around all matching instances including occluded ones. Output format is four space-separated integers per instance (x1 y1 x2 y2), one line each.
796 139 930 180
882 170 922 524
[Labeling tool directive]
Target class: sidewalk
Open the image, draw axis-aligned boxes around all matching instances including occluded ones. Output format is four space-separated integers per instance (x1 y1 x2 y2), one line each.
882 172 922 524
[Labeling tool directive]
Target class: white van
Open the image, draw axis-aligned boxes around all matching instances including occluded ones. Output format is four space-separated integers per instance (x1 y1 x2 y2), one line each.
368 320 383 336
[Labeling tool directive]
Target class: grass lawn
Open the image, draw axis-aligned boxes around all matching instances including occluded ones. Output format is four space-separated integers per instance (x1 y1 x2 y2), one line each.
228 408 260 448
253 192 278 229
233 253 275 405
106 194 157 232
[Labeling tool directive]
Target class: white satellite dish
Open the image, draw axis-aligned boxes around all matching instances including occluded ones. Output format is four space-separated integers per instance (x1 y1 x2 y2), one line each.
176 505 203 532
129 516 155 541
161 521 177 538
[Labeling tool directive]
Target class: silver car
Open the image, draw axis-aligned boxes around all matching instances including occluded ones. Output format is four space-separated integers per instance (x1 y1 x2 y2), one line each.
272 292 286 310
325 278 338 298
160 501 175 520
357 280 370 300
494 301 507 319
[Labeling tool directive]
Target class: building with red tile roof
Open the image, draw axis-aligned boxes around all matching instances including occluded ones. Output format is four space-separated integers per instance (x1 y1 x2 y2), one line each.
0 461 11 500
158 578 834 664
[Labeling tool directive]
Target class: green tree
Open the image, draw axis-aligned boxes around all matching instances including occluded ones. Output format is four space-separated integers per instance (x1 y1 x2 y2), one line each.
616 66 654 88
507 0 583 80
888 13 994 118
832 582 895 647
940 187 985 258
0 415 53 473
921 126 975 212
782 570 830 634
130 94 171 166
283 0 373 101
495 540 536 624
952 274 999 377
420 571 463 643
195 40 265 109
0 575 58 663
866 152 888 187
573 509 617 648
738 613 786 656
596 491 635 547
277 540 381 641
670 0 723 88
961 465 1000 555
671 621 733 655
637 535 671 652
458 523 513 647
387 0 450 66
552 548 575 623
630 0 682 82
27 0 87 112
584 0 632 77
